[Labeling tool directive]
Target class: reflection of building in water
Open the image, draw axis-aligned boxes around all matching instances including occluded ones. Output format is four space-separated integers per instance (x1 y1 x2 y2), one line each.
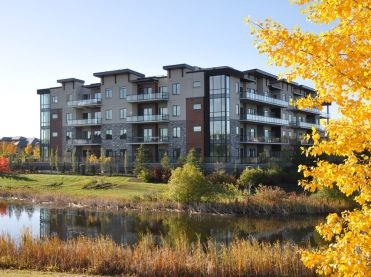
40 208 144 245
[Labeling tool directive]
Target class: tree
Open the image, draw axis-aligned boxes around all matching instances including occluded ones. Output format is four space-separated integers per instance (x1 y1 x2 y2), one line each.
160 152 172 183
185 148 200 169
168 163 209 203
247 1 370 275
133 144 147 177
0 156 9 174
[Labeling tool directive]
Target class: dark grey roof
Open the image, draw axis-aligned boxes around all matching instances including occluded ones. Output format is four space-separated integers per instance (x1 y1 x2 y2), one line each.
244 69 278 79
37 88 50 95
163 63 195 71
191 66 244 78
57 78 85 84
83 83 101 88
93 69 145 78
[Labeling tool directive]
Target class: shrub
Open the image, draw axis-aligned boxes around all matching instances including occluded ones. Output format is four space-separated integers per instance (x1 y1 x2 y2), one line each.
168 163 210 203
237 167 264 194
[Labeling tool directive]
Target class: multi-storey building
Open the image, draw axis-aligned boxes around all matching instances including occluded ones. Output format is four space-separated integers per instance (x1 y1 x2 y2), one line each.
37 64 329 167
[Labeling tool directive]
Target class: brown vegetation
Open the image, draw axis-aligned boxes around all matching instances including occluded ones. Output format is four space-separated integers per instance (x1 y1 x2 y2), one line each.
0 231 316 276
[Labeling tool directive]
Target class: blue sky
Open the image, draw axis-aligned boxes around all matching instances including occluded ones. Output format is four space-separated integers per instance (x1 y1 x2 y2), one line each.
0 0 334 138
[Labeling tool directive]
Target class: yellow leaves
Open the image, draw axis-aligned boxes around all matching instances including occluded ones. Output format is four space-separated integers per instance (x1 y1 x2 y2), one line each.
247 0 370 274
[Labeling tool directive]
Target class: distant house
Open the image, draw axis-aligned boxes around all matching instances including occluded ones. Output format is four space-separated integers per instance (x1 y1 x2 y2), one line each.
0 136 40 153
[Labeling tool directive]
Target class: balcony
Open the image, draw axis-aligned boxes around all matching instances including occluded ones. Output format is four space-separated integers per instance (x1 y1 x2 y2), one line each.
240 91 288 107
289 121 323 130
240 136 289 144
240 114 289 126
126 136 169 144
289 103 320 114
67 137 102 146
126 92 168 102
126 114 169 123
67 98 102 108
67 118 102 126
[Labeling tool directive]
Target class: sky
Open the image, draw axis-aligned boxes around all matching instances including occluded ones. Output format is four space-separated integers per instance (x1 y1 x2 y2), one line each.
0 0 336 138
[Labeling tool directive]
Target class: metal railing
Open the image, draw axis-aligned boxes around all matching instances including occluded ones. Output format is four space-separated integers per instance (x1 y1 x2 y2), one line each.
126 92 168 102
126 136 169 143
240 114 289 125
240 136 289 144
67 118 102 126
126 114 169 123
240 91 288 107
67 98 102 107
66 138 102 145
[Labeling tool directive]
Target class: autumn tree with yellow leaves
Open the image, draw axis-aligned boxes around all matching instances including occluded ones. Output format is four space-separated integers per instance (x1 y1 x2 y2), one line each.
247 0 370 276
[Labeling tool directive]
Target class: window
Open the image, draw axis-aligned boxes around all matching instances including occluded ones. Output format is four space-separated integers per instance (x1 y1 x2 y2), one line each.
173 127 180 138
105 109 112 120
66 113 72 121
193 126 202 132
172 105 180 117
66 131 72 140
235 82 239 93
159 128 168 141
173 148 181 160
51 96 58 103
193 103 201 110
120 129 127 140
119 87 127 99
172 83 180 95
52 113 58 119
159 86 168 93
236 127 239 135
143 128 152 142
67 94 72 101
52 132 58 137
235 104 239 115
105 149 113 157
105 88 112 98
120 108 127 119
105 130 112 140
193 81 201 88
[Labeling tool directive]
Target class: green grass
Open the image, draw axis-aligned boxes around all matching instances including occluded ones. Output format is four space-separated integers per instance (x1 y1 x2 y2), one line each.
0 174 167 201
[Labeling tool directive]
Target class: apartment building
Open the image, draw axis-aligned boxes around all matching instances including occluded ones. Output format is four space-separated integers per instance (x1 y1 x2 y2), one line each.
37 64 329 166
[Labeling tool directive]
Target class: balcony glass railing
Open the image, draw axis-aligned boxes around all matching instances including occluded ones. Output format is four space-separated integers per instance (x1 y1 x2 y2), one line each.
66 138 102 145
289 121 323 130
289 103 320 114
240 136 289 144
127 136 169 143
240 114 289 125
126 92 169 102
67 118 102 126
240 91 288 107
67 98 102 107
126 114 169 123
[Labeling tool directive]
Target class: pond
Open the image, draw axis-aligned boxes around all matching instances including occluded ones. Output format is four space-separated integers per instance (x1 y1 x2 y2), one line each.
0 200 323 246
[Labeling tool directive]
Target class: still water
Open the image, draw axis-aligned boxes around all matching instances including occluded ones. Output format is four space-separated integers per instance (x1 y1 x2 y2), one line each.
0 200 323 245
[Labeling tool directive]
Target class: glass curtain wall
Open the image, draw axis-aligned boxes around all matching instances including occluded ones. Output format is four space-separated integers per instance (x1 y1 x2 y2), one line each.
209 75 230 162
40 93 50 161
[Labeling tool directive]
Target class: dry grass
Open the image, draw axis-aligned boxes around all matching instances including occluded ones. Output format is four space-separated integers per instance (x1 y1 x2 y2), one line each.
0 231 316 276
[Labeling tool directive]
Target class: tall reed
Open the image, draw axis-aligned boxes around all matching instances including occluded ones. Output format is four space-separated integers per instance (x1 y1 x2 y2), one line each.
0 231 316 276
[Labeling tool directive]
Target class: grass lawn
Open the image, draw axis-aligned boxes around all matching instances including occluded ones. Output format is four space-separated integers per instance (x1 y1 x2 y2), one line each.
0 173 167 202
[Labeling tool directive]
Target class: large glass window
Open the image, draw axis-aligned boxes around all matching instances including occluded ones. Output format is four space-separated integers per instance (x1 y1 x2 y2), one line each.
105 109 112 120
105 88 112 98
41 94 50 109
120 108 127 119
119 87 127 99
209 75 230 162
172 83 180 95
173 127 180 138
172 105 180 117
41 111 50 127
